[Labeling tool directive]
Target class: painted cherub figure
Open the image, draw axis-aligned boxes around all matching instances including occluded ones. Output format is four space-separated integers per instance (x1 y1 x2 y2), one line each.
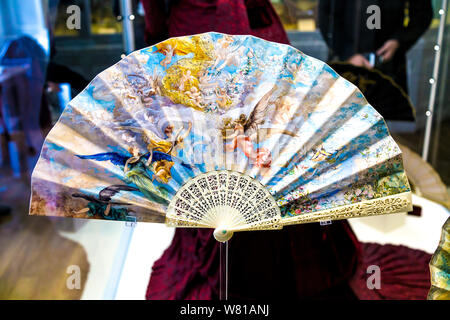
223 86 298 171
185 86 203 109
159 44 177 68
116 121 192 183
156 121 193 156
178 69 196 91
223 86 277 168
198 70 217 92
145 122 193 183
215 87 230 109
155 41 187 68
224 120 272 168
212 46 245 72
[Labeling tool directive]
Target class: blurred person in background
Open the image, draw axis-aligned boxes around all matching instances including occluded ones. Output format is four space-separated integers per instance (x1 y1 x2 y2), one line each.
319 0 433 95
45 0 89 110
0 0 88 184
142 0 362 300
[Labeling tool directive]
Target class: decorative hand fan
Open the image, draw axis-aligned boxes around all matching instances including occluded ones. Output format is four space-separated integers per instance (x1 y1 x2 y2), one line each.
30 32 412 243
329 62 415 121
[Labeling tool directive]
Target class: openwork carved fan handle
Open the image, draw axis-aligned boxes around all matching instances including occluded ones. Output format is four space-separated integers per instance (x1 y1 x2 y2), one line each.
166 170 281 240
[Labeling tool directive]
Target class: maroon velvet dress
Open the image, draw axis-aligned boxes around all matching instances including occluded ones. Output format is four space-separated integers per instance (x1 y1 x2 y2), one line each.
141 0 362 300
349 243 432 300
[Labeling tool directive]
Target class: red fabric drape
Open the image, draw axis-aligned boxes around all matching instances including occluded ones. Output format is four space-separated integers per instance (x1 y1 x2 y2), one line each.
350 243 432 300
147 223 362 300
140 0 290 45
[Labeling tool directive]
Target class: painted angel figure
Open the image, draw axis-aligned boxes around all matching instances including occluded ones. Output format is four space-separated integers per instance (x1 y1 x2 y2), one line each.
155 42 187 68
185 86 203 109
212 46 245 72
198 70 217 92
72 185 139 220
224 122 272 168
76 148 171 205
224 85 298 169
177 70 196 91
217 35 234 48
118 121 193 183
160 44 176 68
215 87 230 109
119 121 192 155
224 86 275 168
146 121 192 182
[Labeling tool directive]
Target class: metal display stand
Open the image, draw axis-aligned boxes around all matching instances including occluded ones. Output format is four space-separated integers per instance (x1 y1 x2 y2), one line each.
219 241 229 300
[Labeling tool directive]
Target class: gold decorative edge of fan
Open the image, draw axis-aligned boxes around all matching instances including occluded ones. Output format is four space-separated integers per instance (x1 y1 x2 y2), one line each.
281 191 412 226
165 216 283 231
166 189 411 230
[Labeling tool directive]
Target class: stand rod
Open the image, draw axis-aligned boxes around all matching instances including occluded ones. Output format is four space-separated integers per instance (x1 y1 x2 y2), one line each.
219 240 228 300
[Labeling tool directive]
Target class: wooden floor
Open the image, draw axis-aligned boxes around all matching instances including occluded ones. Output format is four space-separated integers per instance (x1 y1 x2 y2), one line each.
0 172 89 300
